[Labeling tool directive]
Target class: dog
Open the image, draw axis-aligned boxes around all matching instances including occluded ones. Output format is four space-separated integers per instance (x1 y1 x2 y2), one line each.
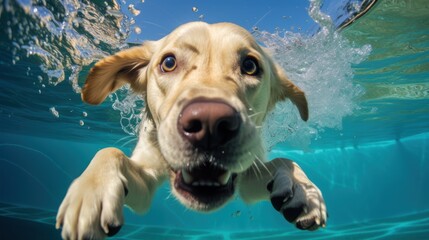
56 22 327 239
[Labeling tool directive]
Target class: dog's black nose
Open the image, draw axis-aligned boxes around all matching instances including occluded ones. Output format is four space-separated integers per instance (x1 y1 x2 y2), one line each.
178 100 241 150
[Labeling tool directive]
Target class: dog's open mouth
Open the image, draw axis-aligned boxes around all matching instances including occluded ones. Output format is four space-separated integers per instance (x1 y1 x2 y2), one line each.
173 164 237 210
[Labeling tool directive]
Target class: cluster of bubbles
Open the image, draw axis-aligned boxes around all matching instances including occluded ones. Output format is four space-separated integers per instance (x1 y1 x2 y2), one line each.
110 88 145 135
2 0 130 94
49 106 88 126
2 0 137 131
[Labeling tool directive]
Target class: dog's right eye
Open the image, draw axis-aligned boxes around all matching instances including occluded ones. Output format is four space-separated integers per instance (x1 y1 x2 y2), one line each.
161 55 177 72
241 57 260 76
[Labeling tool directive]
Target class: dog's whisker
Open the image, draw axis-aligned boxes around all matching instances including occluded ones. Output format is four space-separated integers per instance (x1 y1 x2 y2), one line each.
254 154 272 176
238 162 245 172
248 111 264 118
250 163 259 180
251 161 263 180
165 191 174 200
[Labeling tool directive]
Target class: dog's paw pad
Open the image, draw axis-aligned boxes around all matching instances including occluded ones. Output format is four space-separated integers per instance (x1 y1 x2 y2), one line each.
279 184 308 223
267 168 327 230
267 170 294 211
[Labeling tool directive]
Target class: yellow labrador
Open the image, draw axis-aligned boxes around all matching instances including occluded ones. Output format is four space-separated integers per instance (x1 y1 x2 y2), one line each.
56 22 327 239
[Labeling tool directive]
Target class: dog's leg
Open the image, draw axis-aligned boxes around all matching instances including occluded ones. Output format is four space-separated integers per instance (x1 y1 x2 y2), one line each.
238 158 327 230
56 147 165 239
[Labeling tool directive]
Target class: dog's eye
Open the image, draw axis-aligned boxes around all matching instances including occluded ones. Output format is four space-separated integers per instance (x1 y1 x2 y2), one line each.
241 57 259 76
161 55 177 72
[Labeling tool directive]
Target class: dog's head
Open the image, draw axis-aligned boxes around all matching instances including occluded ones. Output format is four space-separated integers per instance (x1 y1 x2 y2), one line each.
82 22 308 212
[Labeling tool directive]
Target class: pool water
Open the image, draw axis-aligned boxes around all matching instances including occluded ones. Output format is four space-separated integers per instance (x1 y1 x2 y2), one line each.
1 0 429 239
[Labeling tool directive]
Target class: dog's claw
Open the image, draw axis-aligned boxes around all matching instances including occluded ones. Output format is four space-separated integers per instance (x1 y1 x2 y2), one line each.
124 186 129 197
107 225 122 237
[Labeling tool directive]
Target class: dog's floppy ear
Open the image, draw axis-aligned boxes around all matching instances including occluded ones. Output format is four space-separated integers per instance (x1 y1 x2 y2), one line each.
82 42 155 105
270 63 309 121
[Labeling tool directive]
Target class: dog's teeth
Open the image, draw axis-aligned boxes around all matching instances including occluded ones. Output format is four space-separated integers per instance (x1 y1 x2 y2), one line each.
218 171 231 185
182 169 194 184
190 180 218 187
192 181 200 186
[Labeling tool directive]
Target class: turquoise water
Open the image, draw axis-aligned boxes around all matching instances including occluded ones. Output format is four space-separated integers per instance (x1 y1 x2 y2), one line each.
1 0 429 239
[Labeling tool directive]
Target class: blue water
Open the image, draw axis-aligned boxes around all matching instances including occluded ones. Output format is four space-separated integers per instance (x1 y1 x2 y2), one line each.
1 0 429 239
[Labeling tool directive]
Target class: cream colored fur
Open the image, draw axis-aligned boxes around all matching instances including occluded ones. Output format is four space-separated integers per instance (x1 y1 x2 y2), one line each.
56 22 327 239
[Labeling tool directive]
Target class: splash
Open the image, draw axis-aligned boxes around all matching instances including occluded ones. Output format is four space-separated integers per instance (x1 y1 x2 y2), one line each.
259 0 371 150
3 0 130 92
110 87 145 136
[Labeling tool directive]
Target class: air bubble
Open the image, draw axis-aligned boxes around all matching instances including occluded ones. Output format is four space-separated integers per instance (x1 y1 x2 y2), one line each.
192 7 198 12
49 107 59 118
79 120 84 126
128 4 141 16
82 111 88 117
134 26 141 34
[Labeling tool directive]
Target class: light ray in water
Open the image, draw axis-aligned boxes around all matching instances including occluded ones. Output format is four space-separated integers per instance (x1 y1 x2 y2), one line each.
0 143 72 179
0 157 57 200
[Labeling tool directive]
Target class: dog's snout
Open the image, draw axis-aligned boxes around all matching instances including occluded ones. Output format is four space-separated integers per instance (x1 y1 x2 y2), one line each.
178 100 241 149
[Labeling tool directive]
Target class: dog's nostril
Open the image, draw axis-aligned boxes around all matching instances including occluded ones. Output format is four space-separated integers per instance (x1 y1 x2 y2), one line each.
184 120 203 133
213 116 240 147
217 117 240 131
215 117 240 139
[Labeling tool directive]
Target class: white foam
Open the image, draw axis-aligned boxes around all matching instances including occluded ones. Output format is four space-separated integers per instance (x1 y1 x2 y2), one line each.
260 0 371 150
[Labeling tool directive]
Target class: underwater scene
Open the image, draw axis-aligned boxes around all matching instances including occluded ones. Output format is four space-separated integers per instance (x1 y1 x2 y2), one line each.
1 0 429 239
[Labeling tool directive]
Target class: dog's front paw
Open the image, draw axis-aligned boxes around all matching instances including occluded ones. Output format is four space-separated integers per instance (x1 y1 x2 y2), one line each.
56 170 128 239
267 169 327 231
